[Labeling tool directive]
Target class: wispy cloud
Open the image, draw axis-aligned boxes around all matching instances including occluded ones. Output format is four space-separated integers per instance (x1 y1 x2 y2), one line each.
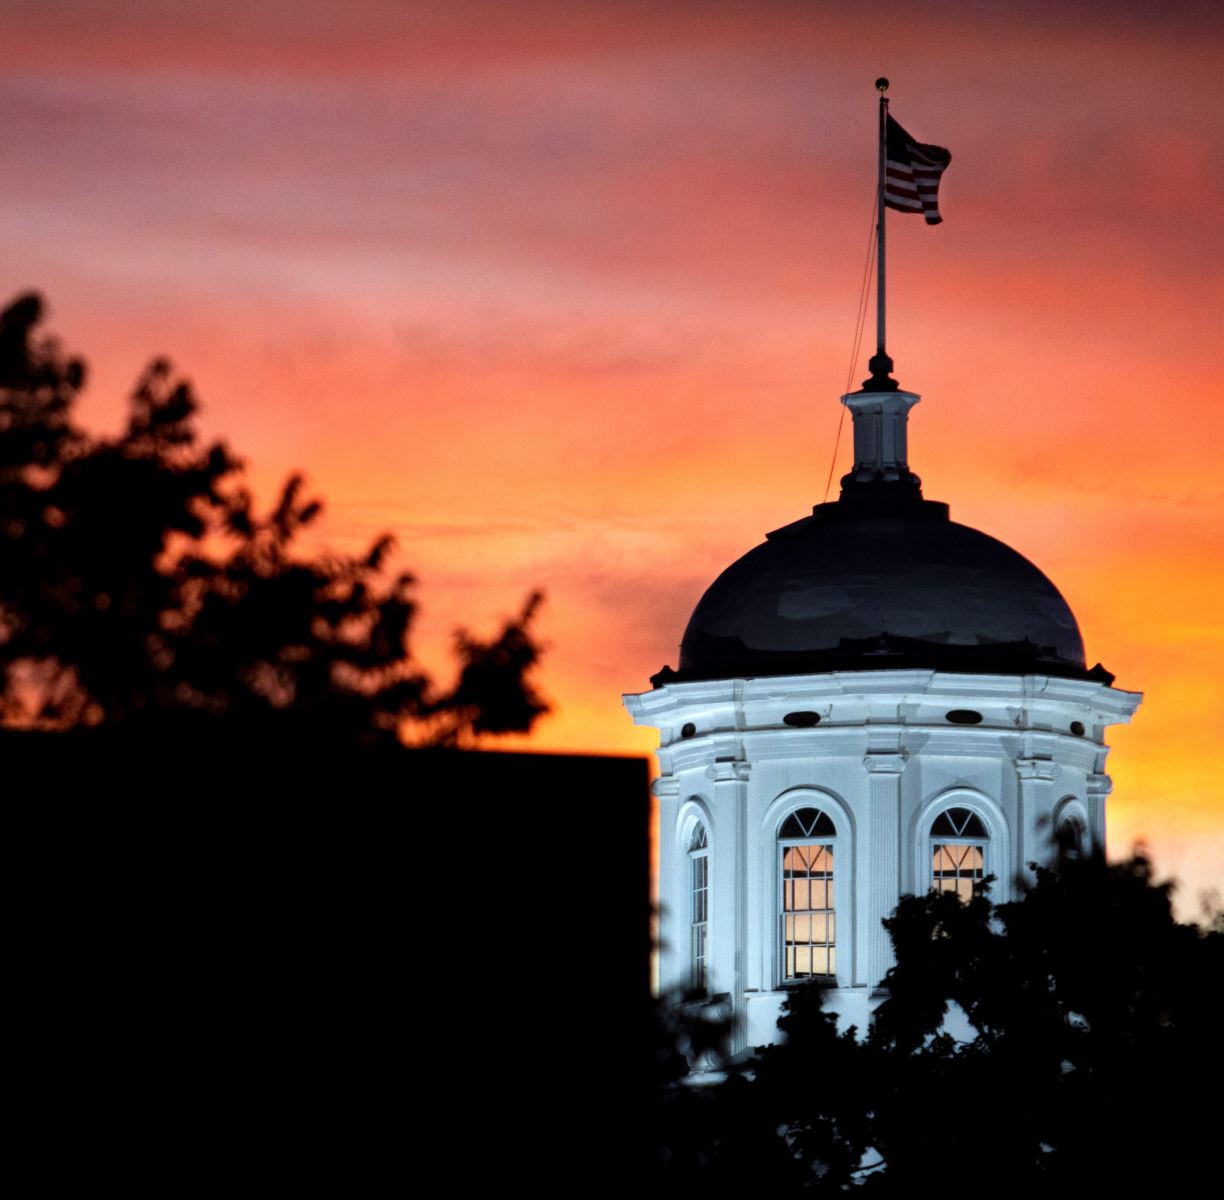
2 0 1220 900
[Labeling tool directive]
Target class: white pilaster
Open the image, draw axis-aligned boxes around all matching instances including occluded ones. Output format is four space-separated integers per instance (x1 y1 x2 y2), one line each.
1016 751 1058 882
705 757 750 1054
863 748 907 990
1086 772 1112 855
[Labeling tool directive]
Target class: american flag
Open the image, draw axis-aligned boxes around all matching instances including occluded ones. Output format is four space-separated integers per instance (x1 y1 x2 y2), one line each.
884 115 951 225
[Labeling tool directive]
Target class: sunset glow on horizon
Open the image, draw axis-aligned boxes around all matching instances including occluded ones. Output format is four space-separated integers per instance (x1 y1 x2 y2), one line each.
4 0 1221 910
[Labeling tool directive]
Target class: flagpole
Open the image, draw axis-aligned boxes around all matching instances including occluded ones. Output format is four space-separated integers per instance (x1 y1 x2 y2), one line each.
857 79 952 394
876 78 887 362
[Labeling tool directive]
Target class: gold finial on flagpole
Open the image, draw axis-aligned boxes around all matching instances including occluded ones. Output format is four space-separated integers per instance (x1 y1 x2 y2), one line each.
875 77 889 92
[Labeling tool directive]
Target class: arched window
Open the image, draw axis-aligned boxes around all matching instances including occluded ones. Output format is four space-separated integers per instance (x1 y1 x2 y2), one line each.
689 822 709 990
779 807 837 981
930 807 989 901
1056 813 1086 859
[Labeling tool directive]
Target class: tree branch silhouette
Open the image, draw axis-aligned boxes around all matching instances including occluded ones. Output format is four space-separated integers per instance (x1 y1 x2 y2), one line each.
652 847 1223 1193
0 291 548 746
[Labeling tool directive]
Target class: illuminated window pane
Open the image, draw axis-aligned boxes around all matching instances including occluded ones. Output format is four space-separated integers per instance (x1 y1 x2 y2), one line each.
779 809 836 982
791 880 810 911
689 822 709 989
931 808 988 901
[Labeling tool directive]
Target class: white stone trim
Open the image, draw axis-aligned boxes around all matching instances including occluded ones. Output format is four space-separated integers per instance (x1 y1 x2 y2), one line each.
675 796 715 854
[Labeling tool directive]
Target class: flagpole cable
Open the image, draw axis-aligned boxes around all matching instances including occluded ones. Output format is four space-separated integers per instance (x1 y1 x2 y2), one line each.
821 192 878 503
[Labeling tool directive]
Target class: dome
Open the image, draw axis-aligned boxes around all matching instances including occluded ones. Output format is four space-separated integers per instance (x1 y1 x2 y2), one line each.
660 494 1105 685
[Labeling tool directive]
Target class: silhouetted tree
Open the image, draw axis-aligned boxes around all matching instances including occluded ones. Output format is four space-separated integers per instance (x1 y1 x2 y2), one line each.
0 292 548 745
656 850 1223 1194
857 850 1223 1195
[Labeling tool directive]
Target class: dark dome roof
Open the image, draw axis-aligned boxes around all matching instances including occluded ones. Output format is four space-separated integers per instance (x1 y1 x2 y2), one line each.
658 495 1105 686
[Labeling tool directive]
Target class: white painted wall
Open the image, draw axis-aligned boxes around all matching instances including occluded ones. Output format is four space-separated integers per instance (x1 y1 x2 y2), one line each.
626 669 1141 1049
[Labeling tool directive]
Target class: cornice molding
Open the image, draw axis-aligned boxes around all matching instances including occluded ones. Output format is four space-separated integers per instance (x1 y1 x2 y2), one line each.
1016 757 1058 782
652 776 681 799
705 759 751 783
864 751 908 775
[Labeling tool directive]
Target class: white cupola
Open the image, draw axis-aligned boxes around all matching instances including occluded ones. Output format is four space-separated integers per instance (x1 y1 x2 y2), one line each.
624 359 1141 1049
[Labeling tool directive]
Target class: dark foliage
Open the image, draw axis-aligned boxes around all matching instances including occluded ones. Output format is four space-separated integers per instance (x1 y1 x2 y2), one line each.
649 989 810 1190
654 851 1223 1194
0 291 548 745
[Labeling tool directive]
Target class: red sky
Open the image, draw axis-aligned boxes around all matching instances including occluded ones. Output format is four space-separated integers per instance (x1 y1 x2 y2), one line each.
3 0 1221 912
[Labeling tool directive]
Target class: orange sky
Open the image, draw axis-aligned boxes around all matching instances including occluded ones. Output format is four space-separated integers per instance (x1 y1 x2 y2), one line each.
3 0 1221 913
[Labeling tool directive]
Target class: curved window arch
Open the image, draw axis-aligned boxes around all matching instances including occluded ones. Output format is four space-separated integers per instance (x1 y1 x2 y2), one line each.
778 807 837 981
689 822 709 990
1056 814 1085 858
930 806 989 902
1054 799 1089 860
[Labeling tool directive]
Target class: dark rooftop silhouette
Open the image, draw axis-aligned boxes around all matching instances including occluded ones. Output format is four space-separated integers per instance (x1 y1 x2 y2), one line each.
663 492 1107 686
